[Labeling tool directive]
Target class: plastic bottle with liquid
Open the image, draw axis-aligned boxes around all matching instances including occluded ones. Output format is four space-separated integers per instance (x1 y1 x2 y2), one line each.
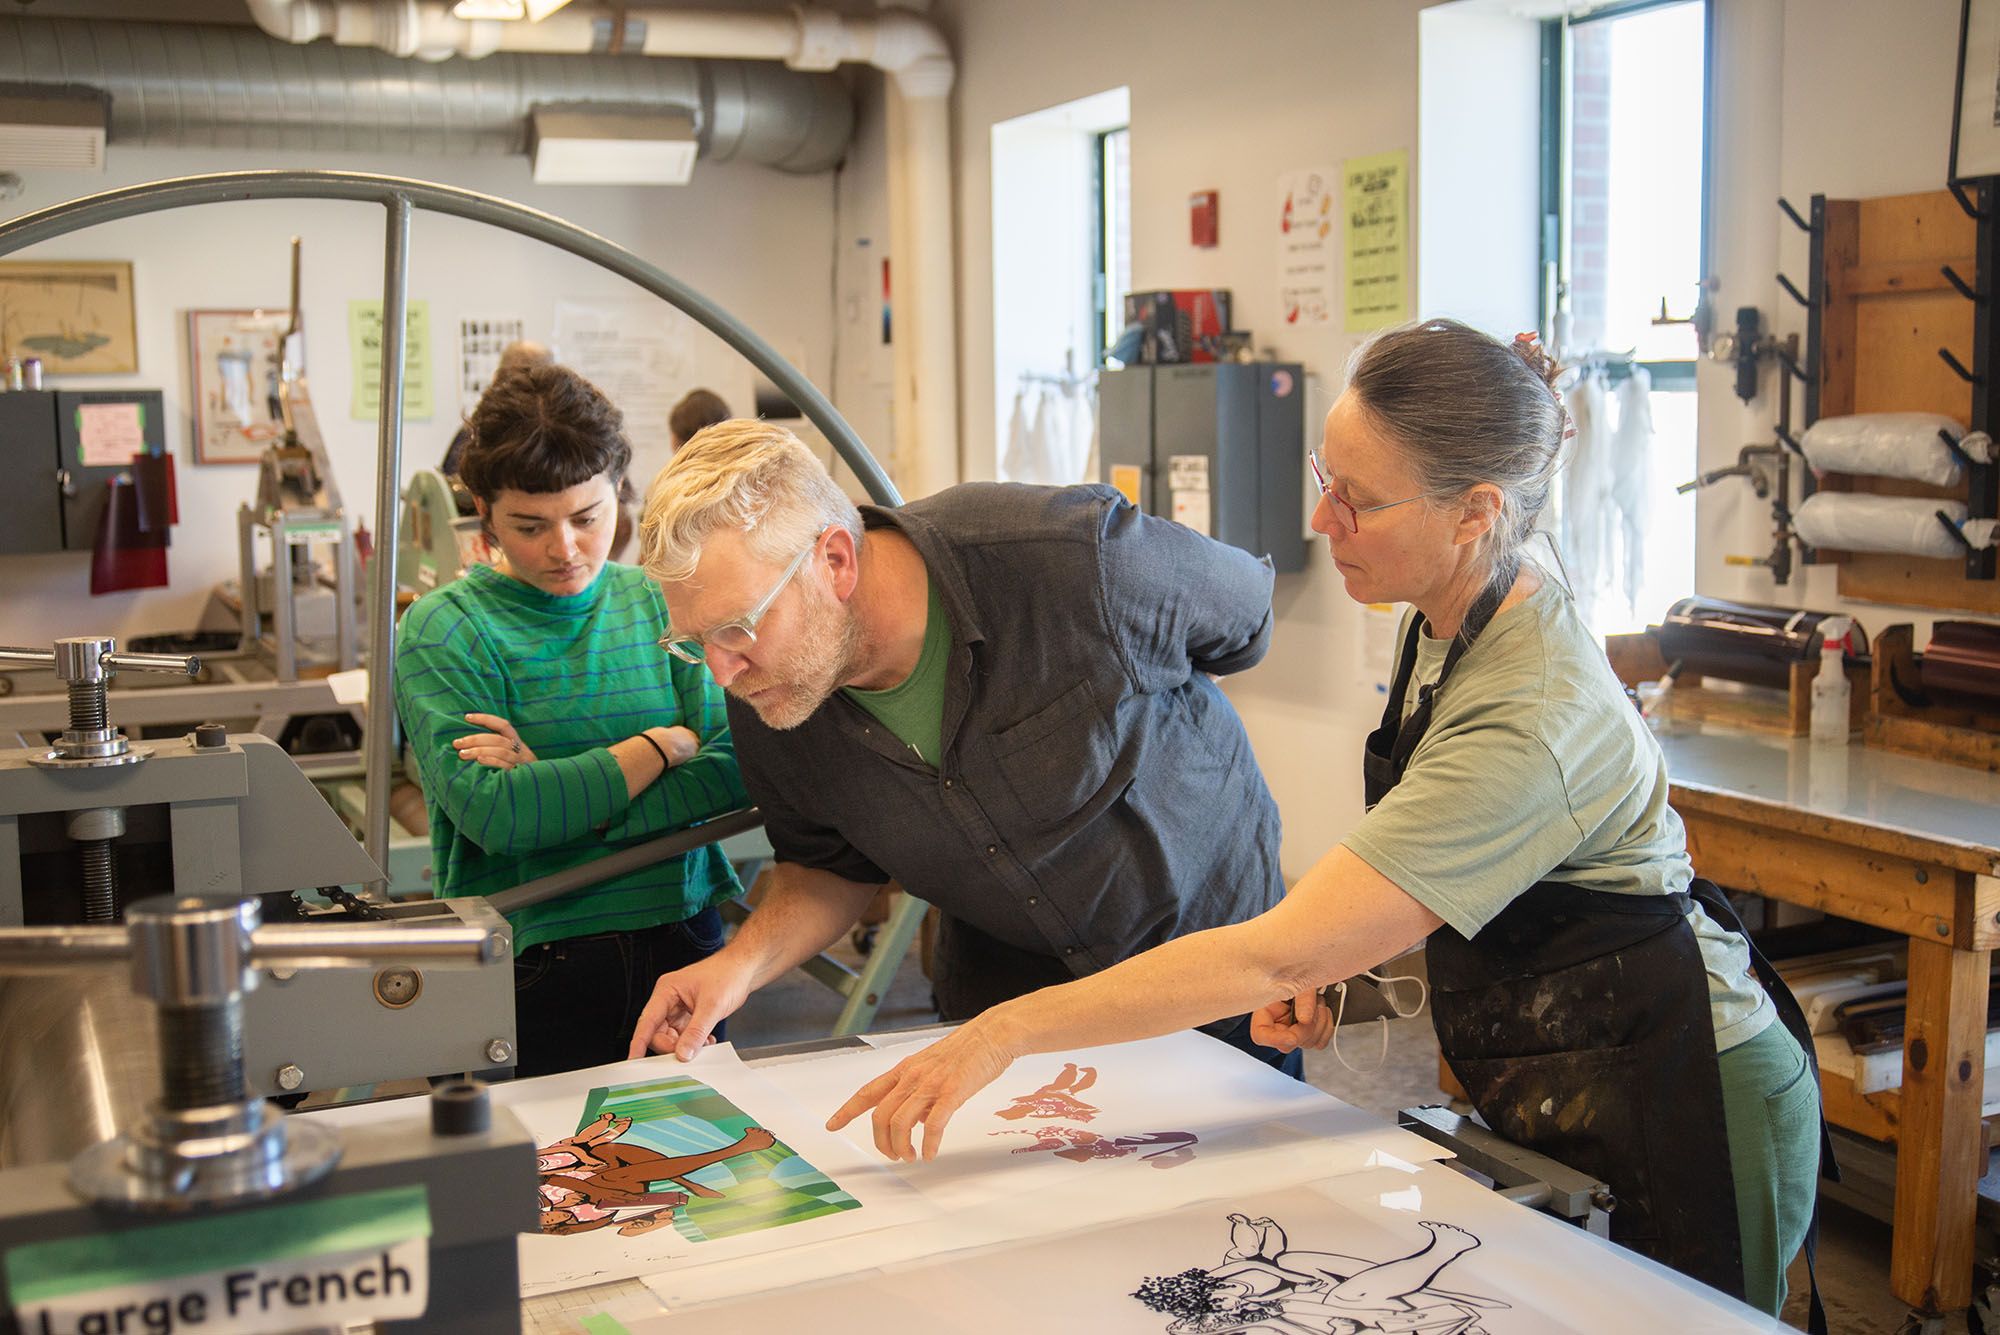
1810 616 1853 745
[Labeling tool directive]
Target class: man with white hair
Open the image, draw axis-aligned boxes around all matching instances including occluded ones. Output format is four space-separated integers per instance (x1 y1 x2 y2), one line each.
627 420 1291 1071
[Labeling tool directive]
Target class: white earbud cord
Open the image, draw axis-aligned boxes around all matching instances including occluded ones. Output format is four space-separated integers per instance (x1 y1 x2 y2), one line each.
1325 968 1429 1075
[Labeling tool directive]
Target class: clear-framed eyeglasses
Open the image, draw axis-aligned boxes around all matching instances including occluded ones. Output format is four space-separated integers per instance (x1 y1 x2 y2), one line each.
1309 452 1424 534
659 529 827 664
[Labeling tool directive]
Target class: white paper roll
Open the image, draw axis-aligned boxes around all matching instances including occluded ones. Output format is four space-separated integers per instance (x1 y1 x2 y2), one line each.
1800 413 1966 487
1793 493 1969 558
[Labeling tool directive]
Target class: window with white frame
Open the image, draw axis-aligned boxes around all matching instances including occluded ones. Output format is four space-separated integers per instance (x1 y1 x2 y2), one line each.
1544 0 1706 636
991 88 1128 485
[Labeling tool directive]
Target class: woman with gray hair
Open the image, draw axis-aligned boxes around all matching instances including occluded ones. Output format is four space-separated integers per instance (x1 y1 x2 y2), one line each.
829 319 1824 1320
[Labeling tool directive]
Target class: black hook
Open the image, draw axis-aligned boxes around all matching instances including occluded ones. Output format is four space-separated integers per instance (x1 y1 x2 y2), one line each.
1776 273 1812 307
1777 197 1813 233
1936 509 1976 552
1775 426 1806 457
1774 345 1807 382
1939 347 1982 383
1943 264 1983 303
1950 179 1986 220
1939 427 1977 469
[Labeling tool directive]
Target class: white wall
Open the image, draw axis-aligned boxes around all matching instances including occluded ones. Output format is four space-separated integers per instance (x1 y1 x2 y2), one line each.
1417 3 1542 332
940 0 1430 878
0 138 846 647
941 0 1977 883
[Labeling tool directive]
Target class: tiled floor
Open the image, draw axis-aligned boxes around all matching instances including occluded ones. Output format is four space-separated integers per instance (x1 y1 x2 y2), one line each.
732 930 1937 1333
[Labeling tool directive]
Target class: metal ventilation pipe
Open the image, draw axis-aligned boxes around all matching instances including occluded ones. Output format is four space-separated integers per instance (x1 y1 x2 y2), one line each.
0 15 852 171
233 0 962 493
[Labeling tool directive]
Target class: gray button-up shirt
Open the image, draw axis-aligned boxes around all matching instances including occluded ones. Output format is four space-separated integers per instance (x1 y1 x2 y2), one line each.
727 482 1284 983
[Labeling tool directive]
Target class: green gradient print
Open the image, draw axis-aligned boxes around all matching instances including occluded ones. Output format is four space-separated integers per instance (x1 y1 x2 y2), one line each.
573 1075 860 1244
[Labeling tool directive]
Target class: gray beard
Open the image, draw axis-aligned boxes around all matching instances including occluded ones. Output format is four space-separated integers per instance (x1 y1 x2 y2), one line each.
735 599 866 731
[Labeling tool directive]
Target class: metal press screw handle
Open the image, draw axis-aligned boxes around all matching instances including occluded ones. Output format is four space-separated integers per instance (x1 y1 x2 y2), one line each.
103 649 203 677
0 640 201 681
2 639 202 764
0 917 507 979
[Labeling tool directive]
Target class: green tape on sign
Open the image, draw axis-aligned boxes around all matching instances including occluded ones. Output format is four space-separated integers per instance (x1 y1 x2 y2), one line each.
578 1315 633 1335
4 1185 431 1305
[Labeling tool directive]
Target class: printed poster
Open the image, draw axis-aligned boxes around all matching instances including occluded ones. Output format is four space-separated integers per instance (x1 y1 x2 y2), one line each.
1343 150 1410 332
1277 167 1338 327
349 298 433 421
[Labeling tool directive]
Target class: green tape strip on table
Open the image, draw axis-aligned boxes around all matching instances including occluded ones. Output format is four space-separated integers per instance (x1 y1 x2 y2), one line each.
4 1184 432 1304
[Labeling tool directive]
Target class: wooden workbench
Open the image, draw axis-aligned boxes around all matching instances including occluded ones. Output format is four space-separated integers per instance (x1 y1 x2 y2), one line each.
1656 722 2000 1314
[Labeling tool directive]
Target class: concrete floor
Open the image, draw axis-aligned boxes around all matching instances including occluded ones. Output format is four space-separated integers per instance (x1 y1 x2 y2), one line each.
732 929 1942 1334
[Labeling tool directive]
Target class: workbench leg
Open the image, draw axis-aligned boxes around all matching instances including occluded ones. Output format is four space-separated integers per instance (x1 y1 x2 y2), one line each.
831 892 929 1038
1891 936 1990 1313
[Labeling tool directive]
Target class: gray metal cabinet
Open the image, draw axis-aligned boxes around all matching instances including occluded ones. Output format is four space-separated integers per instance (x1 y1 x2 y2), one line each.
0 393 64 554
0 389 166 553
1098 362 1307 573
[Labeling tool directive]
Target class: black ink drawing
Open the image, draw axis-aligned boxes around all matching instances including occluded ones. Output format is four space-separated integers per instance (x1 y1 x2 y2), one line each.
1132 1213 1508 1334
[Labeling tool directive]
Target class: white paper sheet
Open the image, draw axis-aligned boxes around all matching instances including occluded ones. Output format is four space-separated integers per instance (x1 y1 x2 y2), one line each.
645 1031 1453 1309
759 1029 1446 1212
299 1044 931 1297
650 1162 1784 1334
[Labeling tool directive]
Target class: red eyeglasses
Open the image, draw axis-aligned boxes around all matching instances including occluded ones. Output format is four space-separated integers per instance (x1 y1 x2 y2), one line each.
1309 452 1423 534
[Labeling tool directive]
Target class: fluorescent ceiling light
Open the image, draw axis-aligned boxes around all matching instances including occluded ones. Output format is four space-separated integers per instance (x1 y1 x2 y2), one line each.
530 108 700 186
0 89 108 172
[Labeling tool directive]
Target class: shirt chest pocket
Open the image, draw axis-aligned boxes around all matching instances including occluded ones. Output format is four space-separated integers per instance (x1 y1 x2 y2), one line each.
986 681 1122 829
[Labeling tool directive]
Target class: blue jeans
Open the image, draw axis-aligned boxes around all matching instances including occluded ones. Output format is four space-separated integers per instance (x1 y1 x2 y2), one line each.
511 908 726 1079
1210 1010 1305 1079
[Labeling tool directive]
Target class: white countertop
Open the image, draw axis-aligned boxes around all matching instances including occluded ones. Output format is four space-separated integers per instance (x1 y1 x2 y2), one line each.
1652 721 2000 857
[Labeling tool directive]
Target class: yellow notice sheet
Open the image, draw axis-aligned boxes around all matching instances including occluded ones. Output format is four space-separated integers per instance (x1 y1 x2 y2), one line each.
349 298 432 421
1342 150 1409 332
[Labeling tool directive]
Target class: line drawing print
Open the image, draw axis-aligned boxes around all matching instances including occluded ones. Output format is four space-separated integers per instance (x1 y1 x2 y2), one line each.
992 1126 1199 1169
993 1063 1102 1122
1132 1213 1507 1334
534 1074 862 1243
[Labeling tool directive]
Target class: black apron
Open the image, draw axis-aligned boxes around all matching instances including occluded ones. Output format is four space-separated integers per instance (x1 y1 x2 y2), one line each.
1365 605 1833 1319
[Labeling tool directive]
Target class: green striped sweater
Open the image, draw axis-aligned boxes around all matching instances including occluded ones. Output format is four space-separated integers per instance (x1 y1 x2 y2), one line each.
394 561 747 952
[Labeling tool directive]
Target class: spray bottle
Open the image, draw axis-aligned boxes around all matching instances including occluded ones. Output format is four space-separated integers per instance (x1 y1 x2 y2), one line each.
1810 617 1853 745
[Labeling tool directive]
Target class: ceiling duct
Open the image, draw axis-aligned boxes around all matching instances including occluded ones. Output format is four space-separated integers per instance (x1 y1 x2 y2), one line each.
0 16 851 173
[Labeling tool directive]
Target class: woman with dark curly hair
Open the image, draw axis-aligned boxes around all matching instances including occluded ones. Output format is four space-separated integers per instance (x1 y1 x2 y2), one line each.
396 361 748 1077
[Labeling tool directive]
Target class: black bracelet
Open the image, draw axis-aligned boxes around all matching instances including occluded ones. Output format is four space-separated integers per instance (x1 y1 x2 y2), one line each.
637 730 673 769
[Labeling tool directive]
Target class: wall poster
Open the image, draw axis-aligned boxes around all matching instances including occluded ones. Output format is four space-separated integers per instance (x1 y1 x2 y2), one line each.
187 308 295 464
0 259 138 373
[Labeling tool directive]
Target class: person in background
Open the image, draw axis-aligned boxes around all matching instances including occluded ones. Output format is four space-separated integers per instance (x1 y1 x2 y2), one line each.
396 362 749 1077
441 339 554 478
624 420 1297 1076
824 320 1826 1321
669 388 733 451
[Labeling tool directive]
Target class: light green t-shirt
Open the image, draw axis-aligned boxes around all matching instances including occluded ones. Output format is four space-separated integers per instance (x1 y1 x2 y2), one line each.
843 577 949 769
1342 580 1774 1052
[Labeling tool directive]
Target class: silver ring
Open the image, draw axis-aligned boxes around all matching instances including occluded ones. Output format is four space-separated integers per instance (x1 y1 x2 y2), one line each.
511 739 522 755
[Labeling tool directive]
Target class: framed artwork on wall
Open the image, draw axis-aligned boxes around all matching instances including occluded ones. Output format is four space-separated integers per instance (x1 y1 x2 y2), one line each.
187 308 297 464
1953 0 2000 181
0 259 137 373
